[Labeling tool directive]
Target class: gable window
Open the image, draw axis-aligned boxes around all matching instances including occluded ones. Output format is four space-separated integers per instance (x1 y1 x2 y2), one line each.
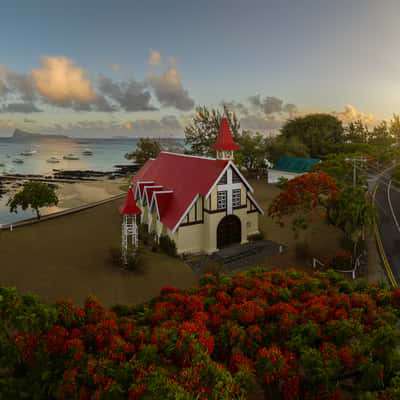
232 170 241 183
232 189 241 208
218 172 227 185
217 191 227 209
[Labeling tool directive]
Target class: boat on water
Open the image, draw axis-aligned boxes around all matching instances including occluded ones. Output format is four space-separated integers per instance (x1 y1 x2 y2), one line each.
82 148 93 156
63 153 79 160
12 157 24 164
47 156 60 163
20 149 37 156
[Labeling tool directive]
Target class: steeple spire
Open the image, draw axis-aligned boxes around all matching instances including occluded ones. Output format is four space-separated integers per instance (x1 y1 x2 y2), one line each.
211 117 240 160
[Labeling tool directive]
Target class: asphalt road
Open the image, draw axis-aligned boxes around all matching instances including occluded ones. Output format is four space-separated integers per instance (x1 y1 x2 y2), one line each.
375 173 400 283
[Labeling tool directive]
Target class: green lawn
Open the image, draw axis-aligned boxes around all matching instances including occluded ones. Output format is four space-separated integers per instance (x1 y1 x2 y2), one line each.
0 199 197 309
0 179 344 308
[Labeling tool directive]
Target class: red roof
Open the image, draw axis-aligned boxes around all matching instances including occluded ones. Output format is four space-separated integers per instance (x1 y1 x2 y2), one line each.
144 185 163 205
152 191 173 218
119 187 142 215
211 117 240 151
132 153 228 231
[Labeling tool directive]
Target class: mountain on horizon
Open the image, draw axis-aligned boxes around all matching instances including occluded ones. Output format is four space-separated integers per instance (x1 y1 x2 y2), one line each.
12 128 69 140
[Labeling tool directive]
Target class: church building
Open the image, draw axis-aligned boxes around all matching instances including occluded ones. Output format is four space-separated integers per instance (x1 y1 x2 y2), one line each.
130 118 263 255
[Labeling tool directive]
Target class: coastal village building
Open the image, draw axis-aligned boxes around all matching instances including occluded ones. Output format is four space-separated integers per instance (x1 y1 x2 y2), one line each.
129 118 263 255
267 156 320 184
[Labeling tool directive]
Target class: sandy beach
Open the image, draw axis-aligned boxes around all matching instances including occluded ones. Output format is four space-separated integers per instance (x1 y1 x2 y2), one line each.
0 176 130 224
56 177 128 208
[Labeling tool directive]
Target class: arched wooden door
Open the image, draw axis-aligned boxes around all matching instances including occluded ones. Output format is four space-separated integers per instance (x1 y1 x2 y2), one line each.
217 215 241 249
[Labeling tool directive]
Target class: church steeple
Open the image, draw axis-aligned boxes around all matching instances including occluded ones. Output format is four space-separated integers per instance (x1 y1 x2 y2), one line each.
211 117 240 160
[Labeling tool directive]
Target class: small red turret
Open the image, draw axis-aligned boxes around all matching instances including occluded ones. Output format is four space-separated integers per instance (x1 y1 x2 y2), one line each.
211 118 239 160
119 187 142 215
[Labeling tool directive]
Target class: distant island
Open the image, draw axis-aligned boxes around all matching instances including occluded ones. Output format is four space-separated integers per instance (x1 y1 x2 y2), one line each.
12 128 69 140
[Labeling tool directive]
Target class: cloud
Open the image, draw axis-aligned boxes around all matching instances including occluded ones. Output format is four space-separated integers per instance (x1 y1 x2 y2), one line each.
248 95 284 115
2 69 36 101
110 63 122 72
98 76 157 111
160 115 182 130
2 102 42 113
282 103 298 117
149 49 162 66
31 56 96 105
123 115 183 137
332 104 375 125
240 115 282 131
147 65 195 111
220 100 249 116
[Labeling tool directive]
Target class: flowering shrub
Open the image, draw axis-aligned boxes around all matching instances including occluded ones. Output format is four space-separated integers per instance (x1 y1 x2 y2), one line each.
268 171 340 237
1 269 400 399
109 246 144 271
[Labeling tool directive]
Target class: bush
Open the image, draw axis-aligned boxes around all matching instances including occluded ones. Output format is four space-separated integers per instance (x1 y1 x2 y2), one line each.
139 223 150 245
109 246 144 271
2 269 400 399
248 232 264 241
159 235 178 257
203 262 225 278
124 248 145 271
276 176 289 189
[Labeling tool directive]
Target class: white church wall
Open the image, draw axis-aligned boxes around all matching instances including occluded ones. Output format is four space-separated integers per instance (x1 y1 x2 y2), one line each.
176 223 204 255
267 170 299 184
246 212 260 237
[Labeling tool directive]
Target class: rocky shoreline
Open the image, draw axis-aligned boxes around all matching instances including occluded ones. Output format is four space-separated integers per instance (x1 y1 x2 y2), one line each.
0 164 137 198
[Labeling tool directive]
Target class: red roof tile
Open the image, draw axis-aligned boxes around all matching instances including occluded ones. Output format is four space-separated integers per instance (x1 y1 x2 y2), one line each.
132 153 228 231
119 187 142 215
211 117 240 151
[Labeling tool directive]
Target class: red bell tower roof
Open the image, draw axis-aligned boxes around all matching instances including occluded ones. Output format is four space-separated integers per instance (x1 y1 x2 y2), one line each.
119 187 142 215
211 117 240 151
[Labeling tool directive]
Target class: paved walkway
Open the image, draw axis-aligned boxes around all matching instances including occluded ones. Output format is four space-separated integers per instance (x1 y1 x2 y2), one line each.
186 240 283 275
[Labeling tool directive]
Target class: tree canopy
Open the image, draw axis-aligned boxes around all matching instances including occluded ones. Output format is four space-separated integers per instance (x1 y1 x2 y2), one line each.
184 105 240 156
280 114 345 158
326 185 377 246
265 135 310 164
125 138 162 165
7 181 59 220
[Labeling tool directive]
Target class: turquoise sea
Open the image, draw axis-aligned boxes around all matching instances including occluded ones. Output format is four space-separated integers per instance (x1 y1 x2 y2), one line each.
0 136 184 224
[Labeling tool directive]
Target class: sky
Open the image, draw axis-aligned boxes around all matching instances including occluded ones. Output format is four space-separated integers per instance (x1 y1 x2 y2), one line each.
1 0 400 137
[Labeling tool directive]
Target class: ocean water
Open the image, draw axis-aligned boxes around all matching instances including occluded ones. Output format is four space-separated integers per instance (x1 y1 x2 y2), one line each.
0 137 142 175
0 137 184 224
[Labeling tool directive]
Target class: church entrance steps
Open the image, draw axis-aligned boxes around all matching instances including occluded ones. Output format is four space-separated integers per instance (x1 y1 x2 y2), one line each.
185 240 284 275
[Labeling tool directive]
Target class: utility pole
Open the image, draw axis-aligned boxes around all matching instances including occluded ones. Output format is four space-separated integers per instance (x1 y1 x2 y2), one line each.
345 157 367 188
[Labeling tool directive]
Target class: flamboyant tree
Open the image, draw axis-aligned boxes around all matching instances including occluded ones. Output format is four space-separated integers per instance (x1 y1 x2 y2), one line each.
268 171 340 237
